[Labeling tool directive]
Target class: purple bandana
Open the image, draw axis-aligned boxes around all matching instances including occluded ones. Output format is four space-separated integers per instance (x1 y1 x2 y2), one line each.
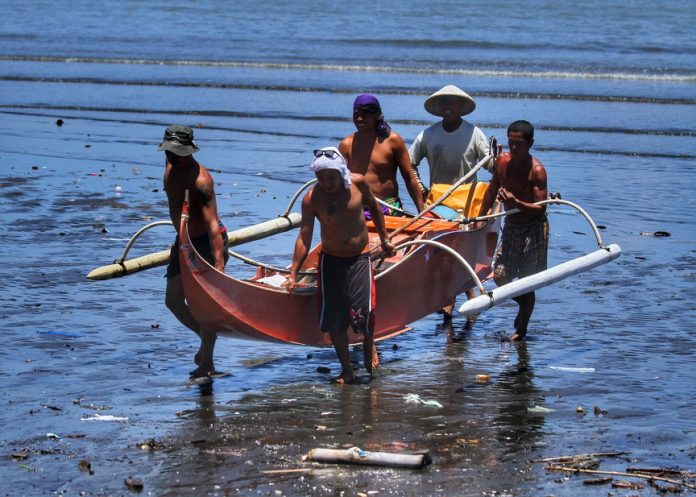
353 93 381 110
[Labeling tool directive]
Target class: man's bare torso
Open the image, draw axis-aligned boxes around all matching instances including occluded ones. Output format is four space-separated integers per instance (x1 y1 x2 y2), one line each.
163 160 213 238
496 152 546 224
340 133 399 200
311 183 369 257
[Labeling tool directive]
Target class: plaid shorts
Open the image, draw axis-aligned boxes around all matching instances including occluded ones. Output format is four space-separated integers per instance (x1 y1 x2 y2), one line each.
493 216 549 281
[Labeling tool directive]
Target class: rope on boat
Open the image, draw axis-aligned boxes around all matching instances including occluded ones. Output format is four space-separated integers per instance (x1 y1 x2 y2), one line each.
115 220 173 263
468 198 606 248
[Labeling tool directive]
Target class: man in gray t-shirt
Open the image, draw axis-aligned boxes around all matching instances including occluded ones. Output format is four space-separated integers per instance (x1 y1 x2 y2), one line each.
409 85 493 324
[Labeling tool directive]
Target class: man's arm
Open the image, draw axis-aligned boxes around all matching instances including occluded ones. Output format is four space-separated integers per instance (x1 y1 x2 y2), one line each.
338 136 352 167
284 191 315 293
392 134 426 212
358 177 396 255
474 127 495 172
197 174 226 272
408 131 429 198
478 165 500 217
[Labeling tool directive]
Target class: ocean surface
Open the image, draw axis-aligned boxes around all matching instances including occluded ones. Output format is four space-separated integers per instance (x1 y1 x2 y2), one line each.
1 1 695 496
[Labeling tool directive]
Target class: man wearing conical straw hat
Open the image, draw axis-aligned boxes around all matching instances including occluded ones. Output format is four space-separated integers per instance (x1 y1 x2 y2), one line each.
409 84 493 189
409 85 494 323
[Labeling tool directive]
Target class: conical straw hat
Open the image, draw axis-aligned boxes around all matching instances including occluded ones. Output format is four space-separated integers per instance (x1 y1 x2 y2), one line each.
424 85 476 117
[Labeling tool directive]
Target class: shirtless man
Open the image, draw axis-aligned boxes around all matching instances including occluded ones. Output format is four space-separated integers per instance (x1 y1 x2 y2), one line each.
160 125 228 377
478 120 549 341
339 94 426 216
284 147 395 384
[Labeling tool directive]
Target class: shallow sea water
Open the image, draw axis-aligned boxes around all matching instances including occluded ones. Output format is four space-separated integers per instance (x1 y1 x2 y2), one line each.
1 1 696 496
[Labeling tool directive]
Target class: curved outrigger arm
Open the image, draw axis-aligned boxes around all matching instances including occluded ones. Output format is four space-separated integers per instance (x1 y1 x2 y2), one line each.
281 178 317 217
467 198 607 249
376 239 488 295
458 198 622 316
115 220 174 264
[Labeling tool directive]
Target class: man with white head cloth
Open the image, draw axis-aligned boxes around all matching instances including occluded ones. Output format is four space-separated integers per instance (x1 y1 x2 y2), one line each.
285 147 395 384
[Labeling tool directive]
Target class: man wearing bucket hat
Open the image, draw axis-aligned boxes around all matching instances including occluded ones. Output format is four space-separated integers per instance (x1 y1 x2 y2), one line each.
409 85 494 323
284 147 395 384
160 125 229 378
339 94 426 218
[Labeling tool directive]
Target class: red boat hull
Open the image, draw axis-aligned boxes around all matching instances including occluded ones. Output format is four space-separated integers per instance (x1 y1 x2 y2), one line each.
180 214 499 347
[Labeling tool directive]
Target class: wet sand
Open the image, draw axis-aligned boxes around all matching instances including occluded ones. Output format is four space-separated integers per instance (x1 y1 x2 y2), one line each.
1 108 695 497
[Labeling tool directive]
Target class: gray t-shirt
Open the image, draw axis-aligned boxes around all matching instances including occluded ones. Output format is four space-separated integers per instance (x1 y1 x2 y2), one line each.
409 120 491 186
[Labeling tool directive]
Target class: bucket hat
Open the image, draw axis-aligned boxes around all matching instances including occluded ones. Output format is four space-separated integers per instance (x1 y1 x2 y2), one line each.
158 125 200 156
424 85 476 117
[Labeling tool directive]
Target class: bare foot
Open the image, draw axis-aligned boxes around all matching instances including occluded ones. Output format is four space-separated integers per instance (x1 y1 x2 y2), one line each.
510 331 527 342
364 342 380 373
189 366 216 378
441 300 454 322
464 315 477 330
331 373 356 384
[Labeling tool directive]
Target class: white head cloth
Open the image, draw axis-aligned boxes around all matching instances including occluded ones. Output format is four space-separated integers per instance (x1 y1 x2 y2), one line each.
309 147 351 189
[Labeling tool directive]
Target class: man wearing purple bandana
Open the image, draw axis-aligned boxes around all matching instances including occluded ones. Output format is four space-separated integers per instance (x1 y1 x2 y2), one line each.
339 94 426 217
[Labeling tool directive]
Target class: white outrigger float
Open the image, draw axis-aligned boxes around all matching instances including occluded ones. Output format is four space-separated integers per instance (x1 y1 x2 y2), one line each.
369 150 622 320
457 199 622 316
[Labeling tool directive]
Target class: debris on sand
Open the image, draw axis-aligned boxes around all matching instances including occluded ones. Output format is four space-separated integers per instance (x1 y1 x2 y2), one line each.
593 405 608 416
124 476 144 491
612 480 643 489
542 459 696 492
583 476 612 485
139 438 165 451
10 450 30 460
307 446 432 469
403 394 443 408
81 414 129 422
78 459 94 475
527 405 555 414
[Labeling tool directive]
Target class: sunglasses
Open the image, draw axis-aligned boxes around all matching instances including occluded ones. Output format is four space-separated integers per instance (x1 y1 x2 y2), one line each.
313 149 340 159
353 107 379 115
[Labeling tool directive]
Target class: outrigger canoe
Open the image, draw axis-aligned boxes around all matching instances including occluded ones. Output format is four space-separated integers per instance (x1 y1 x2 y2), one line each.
88 150 622 345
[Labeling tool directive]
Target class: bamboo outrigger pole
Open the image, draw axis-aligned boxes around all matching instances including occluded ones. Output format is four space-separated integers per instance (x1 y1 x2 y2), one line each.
86 213 302 281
